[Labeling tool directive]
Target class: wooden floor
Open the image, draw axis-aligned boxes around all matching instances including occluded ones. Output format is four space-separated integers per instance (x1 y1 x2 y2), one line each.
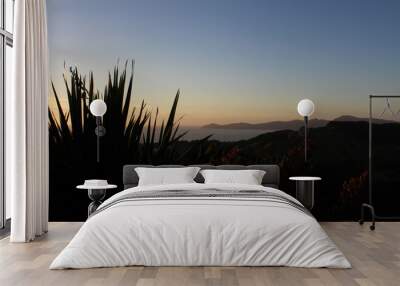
0 222 399 286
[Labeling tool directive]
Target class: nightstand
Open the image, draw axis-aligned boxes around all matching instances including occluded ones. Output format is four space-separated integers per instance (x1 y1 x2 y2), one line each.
77 182 117 217
289 176 321 210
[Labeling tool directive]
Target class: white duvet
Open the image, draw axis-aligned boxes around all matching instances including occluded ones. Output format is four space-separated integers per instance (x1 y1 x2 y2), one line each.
50 183 351 269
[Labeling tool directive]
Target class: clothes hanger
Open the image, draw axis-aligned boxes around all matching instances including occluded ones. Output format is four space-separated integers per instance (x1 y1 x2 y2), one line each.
379 98 397 119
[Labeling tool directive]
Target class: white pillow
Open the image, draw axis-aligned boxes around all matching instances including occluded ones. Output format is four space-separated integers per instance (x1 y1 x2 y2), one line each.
135 167 201 186
200 169 266 185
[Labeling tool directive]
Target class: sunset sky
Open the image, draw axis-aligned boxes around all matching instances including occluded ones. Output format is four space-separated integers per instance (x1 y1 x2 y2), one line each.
48 0 400 126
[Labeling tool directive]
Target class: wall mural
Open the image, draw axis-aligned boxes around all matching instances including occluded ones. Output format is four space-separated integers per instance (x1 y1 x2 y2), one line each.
48 0 400 221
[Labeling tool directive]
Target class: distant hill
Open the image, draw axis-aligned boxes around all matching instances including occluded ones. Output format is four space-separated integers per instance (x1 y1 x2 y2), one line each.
202 115 397 131
333 115 395 124
203 119 328 130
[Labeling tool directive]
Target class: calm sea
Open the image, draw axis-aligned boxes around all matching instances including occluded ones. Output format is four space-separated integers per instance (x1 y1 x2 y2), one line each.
178 127 270 142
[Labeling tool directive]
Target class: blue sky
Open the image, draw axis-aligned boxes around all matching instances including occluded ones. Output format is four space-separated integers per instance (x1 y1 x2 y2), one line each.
47 0 400 126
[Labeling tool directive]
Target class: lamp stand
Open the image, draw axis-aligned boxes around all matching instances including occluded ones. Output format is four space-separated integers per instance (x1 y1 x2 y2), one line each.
94 116 106 163
304 116 308 163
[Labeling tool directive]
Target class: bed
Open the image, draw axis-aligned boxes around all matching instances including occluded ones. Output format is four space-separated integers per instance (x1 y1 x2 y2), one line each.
50 164 350 269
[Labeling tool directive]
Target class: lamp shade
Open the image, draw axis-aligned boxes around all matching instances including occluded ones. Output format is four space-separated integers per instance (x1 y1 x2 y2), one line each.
297 99 315 117
90 99 107 117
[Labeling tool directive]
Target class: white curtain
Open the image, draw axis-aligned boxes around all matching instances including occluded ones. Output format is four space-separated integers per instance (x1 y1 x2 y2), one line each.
7 0 49 242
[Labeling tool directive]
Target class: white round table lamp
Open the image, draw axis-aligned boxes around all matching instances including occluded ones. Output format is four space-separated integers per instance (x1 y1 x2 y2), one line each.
297 99 315 162
297 99 315 117
90 99 107 117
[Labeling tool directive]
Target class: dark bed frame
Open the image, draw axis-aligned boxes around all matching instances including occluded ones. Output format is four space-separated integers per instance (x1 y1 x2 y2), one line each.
123 164 280 190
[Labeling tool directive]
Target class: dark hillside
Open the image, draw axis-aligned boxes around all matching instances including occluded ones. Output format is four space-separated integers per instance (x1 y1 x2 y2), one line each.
50 121 400 221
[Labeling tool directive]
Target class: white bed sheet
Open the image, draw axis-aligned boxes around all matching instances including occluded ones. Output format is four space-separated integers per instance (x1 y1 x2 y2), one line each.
50 183 351 269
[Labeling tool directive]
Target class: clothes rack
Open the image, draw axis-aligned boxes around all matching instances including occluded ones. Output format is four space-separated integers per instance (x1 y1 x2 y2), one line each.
359 95 400 230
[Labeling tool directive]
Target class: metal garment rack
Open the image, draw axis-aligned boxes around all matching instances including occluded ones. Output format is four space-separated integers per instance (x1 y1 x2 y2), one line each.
359 95 400 230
